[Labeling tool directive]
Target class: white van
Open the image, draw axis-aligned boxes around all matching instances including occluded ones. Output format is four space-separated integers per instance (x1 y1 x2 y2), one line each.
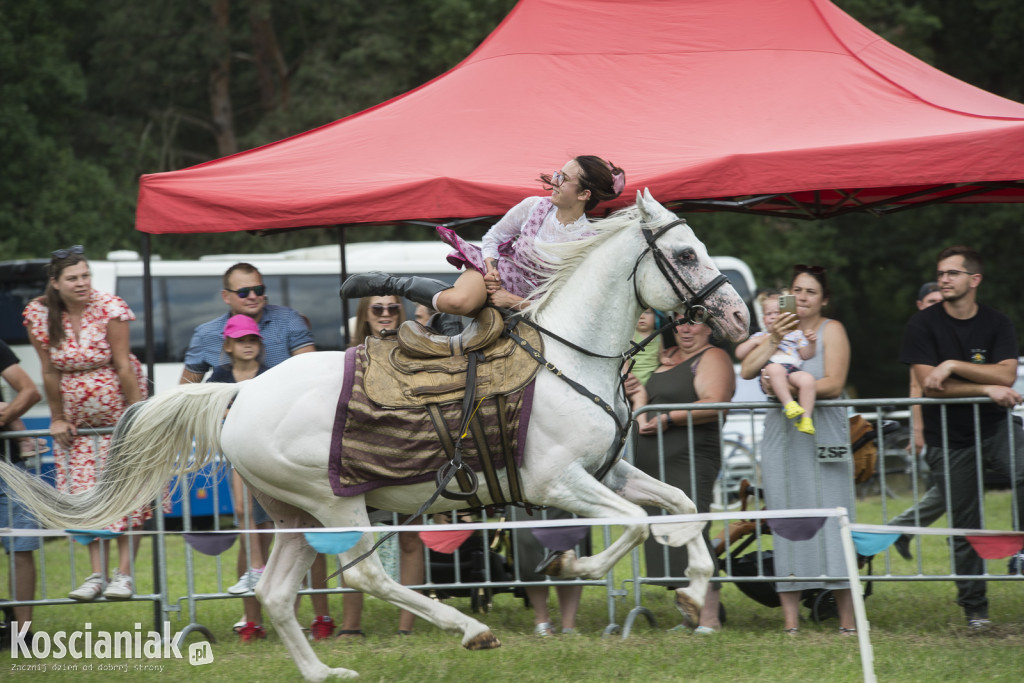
0 243 760 419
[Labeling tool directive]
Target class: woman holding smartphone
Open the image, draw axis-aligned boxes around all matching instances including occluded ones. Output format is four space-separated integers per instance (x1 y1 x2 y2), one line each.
739 265 855 636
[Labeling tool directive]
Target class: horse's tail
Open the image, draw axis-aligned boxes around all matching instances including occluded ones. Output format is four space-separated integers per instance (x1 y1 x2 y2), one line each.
0 382 240 530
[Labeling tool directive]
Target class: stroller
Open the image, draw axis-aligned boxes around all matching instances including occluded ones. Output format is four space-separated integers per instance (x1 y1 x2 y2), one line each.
714 480 873 624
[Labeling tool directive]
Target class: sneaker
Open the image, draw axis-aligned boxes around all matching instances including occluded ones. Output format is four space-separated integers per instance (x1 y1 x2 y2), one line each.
968 618 992 631
309 616 335 641
796 416 815 435
232 615 248 634
103 572 134 600
227 566 264 595
1008 551 1024 575
783 401 805 419
534 622 554 637
237 622 266 643
68 573 104 602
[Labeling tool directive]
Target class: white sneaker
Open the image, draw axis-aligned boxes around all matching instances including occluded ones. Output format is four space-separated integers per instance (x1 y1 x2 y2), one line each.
232 615 248 634
103 572 134 600
68 573 104 602
227 567 264 595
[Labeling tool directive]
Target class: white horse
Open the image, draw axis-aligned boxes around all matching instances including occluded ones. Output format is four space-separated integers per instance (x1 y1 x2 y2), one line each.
1 190 748 681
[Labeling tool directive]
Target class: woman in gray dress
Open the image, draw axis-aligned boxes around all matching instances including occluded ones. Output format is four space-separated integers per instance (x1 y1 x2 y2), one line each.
740 265 855 635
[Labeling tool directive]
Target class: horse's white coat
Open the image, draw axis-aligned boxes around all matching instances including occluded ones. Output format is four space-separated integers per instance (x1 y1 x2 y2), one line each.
0 192 748 681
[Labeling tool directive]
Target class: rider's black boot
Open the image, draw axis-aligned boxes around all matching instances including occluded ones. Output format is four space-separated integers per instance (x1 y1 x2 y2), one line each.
426 312 464 336
339 271 451 308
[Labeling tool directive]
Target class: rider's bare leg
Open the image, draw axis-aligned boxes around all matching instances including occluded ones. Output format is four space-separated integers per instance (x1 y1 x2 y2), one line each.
434 270 487 316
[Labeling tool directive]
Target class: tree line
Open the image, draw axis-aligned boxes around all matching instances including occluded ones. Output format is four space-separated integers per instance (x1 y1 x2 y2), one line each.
2 0 1023 396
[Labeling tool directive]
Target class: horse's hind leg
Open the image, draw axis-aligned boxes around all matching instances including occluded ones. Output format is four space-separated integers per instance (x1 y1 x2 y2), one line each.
603 459 714 626
339 533 500 651
256 512 357 681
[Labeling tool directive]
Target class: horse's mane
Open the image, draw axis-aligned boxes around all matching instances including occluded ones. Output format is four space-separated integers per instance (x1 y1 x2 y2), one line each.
525 204 645 315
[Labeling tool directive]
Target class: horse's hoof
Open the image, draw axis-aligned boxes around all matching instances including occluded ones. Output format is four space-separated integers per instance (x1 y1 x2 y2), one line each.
464 630 501 650
675 594 700 629
535 549 570 577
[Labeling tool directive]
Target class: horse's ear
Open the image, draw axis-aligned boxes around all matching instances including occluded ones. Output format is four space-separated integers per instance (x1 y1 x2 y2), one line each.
636 188 652 221
637 188 666 223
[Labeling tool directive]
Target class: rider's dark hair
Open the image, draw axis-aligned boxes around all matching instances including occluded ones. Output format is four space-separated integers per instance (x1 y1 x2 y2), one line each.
538 156 626 212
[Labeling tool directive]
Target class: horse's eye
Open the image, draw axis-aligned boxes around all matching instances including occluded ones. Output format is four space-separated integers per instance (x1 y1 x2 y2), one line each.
675 248 696 262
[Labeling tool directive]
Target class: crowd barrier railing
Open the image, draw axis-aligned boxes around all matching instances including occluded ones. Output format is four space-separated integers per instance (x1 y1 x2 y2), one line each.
624 396 1024 635
3 393 1022 675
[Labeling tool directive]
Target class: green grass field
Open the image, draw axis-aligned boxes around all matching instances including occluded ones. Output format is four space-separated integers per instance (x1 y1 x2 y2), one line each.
3 491 1023 682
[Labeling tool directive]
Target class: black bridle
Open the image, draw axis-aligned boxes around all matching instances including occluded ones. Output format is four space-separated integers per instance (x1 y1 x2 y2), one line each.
630 218 732 326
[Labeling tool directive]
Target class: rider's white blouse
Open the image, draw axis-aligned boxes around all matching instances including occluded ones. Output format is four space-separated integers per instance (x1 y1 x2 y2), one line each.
481 196 589 261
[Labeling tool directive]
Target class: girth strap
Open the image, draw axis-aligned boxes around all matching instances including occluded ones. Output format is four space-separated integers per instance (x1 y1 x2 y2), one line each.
505 325 628 483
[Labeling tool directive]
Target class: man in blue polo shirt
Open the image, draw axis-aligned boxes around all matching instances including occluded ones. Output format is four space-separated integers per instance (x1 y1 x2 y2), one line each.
178 262 332 640
179 262 314 384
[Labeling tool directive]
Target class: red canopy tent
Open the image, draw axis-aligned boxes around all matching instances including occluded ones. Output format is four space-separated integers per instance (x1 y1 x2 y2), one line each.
135 0 1024 233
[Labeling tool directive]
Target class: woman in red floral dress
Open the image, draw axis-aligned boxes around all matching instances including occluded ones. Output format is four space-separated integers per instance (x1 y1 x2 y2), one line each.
24 246 150 602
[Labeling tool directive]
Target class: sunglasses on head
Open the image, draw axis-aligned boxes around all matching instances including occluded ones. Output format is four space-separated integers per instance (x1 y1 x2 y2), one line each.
793 264 826 275
226 285 266 298
370 303 402 316
51 245 85 260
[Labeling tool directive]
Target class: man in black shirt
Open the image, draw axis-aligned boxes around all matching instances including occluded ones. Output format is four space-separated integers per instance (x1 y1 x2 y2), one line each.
899 245 1024 629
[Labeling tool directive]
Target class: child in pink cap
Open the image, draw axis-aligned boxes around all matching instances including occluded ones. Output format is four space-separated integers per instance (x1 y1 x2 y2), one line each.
206 314 274 640
207 314 266 383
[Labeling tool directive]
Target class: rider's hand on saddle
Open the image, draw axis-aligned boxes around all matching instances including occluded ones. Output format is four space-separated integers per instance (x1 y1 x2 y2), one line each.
488 287 523 309
483 258 500 284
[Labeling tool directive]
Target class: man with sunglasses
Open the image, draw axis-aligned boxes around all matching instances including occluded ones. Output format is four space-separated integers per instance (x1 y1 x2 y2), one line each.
899 245 1024 630
179 262 314 384
178 262 327 639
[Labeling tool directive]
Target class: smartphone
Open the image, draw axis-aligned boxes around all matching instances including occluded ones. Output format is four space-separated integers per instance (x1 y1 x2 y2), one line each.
779 294 797 315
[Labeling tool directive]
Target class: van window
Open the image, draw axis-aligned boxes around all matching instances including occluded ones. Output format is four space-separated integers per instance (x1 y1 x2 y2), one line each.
119 276 225 363
720 268 751 308
0 262 47 345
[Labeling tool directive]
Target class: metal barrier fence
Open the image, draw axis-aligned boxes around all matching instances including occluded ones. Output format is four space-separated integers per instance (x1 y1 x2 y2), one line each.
0 426 604 643
2 395 1022 655
623 395 1024 636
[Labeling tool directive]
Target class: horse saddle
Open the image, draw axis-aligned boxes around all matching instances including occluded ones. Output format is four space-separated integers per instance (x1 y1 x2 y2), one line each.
363 308 542 409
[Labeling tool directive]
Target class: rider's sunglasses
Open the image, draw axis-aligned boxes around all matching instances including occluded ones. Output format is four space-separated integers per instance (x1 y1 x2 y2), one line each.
550 170 577 187
51 245 85 260
226 285 266 299
370 304 402 316
793 264 826 275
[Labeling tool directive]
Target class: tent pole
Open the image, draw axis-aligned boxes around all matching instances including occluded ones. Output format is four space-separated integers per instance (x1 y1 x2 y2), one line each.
139 231 163 633
141 232 155 395
338 226 349 348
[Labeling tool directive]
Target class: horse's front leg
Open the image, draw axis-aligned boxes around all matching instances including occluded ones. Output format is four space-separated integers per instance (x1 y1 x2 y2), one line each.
602 458 714 626
526 463 654 581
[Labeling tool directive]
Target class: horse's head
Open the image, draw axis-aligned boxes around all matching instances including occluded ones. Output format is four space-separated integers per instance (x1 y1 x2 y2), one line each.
634 189 749 342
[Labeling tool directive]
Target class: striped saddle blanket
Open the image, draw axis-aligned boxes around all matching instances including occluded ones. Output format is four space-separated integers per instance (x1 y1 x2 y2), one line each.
328 331 540 501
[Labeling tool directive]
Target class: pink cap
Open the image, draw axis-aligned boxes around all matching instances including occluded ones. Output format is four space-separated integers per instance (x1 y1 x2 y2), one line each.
223 314 262 339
